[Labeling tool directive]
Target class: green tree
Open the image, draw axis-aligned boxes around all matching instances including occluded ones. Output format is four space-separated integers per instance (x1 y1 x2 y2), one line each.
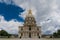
53 29 60 38
0 30 11 38
53 32 57 38
57 30 60 35
0 30 8 36
57 30 60 37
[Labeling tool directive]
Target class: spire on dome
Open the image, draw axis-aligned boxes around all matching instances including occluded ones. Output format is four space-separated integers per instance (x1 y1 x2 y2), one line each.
28 9 32 14
26 9 33 17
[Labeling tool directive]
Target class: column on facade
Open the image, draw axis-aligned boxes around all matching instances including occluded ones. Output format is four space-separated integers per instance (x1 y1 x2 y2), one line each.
18 33 21 38
39 27 41 38
35 32 38 38
31 32 37 38
39 32 41 38
25 32 29 38
22 33 24 38
19 27 21 38
31 32 33 38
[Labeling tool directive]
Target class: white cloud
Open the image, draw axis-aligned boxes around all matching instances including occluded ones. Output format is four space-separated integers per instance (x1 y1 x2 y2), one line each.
19 3 37 19
12 0 60 34
0 0 14 4
1 0 60 34
0 15 23 34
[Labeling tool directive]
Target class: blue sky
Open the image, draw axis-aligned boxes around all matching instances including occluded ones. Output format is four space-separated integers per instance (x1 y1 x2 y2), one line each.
0 0 25 34
0 0 60 34
0 2 24 22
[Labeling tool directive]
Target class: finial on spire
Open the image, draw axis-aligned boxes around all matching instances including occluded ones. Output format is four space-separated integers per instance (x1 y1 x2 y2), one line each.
28 9 32 14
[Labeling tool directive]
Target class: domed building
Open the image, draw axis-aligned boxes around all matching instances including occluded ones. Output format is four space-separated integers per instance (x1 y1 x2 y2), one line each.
19 10 41 38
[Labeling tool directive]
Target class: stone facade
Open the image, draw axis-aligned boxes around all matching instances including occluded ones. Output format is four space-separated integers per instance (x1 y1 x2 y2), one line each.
19 10 41 38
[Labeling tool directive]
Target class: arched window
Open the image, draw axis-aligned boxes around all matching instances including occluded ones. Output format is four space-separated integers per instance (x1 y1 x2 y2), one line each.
37 33 40 38
21 27 23 30
29 25 31 31
37 28 39 30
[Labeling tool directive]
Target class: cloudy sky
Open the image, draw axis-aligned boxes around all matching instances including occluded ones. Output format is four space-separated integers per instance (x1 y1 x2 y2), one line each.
0 0 60 34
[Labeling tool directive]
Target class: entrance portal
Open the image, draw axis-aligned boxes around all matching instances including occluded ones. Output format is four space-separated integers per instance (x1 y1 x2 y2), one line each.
29 32 31 38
